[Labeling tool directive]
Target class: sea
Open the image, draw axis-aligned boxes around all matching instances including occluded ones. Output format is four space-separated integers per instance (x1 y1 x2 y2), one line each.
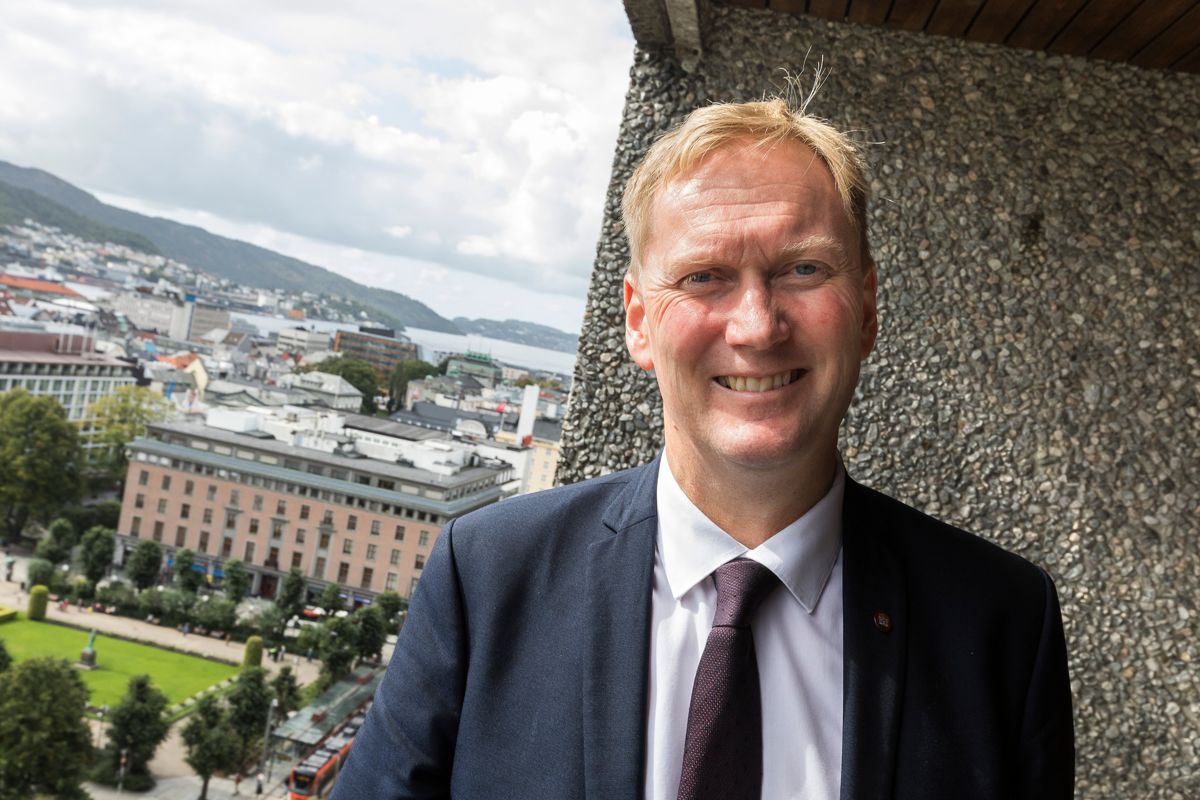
229 312 577 377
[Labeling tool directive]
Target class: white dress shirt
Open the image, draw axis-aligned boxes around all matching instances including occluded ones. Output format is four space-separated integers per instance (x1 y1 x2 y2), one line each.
643 456 844 800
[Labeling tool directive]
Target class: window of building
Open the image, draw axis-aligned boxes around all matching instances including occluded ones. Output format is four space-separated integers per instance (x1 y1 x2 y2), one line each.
394 524 405 541
135 493 145 509
253 494 263 511
366 544 376 561
161 475 172 490
198 531 210 553
410 576 420 596
225 511 238 529
389 549 400 566
341 540 353 555
130 516 141 536
153 521 164 542
314 557 326 580
207 485 217 501
138 470 149 486
202 508 213 524
300 504 310 520
291 551 302 569
230 489 240 507
419 531 430 547
370 520 380 536
244 541 255 563
414 554 425 570
221 537 232 558
337 562 350 583
267 547 279 569
272 520 284 539
157 498 168 514
296 528 306 545
276 500 287 516
249 518 260 535
385 572 398 591
184 479 194 496
181 503 191 519
175 526 186 547
322 511 334 525
319 531 331 549
347 515 357 531
361 567 373 589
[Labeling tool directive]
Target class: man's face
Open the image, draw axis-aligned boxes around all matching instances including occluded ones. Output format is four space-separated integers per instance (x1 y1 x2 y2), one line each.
624 139 877 477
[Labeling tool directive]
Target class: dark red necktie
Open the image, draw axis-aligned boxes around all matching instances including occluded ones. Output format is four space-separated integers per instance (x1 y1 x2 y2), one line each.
677 558 780 800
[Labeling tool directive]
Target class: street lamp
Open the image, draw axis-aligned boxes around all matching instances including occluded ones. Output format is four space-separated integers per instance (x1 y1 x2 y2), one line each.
262 697 280 783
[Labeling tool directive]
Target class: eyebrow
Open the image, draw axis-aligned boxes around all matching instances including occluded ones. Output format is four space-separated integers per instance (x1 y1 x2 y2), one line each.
777 235 851 268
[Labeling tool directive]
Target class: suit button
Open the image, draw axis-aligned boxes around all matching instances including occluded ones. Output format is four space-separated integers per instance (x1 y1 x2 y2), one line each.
873 611 892 634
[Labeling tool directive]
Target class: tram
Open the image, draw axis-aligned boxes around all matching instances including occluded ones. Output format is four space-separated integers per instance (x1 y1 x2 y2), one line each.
287 713 365 799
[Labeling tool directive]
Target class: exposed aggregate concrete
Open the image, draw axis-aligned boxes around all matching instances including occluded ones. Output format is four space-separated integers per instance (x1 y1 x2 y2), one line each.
559 6 1200 798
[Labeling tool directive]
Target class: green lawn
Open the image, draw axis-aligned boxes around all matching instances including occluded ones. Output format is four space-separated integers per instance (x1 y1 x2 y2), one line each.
0 616 238 708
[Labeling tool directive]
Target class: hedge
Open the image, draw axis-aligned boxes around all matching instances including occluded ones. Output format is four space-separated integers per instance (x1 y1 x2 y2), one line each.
242 635 263 669
27 585 49 621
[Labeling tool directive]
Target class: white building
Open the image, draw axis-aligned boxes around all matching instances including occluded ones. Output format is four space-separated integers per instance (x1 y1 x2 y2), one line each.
277 327 332 356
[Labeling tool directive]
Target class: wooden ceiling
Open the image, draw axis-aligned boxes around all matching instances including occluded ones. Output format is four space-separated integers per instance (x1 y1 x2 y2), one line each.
717 0 1200 73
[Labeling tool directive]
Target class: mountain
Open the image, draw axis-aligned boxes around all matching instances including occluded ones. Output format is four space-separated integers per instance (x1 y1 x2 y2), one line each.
453 317 579 354
0 161 458 333
0 180 160 254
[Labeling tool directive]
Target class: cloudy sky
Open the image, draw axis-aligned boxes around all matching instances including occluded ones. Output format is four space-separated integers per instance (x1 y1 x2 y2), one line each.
0 1 635 333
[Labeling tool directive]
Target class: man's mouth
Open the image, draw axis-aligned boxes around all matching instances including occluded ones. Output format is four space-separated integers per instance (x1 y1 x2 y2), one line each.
714 369 804 393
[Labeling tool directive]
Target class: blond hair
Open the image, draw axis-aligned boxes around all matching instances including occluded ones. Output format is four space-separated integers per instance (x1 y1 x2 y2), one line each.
621 99 871 273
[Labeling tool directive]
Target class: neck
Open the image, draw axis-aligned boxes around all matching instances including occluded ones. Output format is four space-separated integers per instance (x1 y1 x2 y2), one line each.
664 441 838 549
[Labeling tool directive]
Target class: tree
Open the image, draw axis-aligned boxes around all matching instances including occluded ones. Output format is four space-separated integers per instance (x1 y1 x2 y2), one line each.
242 636 264 669
299 356 379 413
0 639 10 673
374 591 407 628
353 605 387 664
182 694 240 800
270 665 301 714
317 582 344 614
125 539 162 590
227 667 273 760
24 558 56 593
173 547 203 593
386 359 439 412
34 518 75 564
223 558 251 601
86 385 173 483
27 585 49 620
0 389 83 544
193 596 237 633
318 616 359 684
79 525 116 583
0 657 93 798
254 605 287 643
103 674 169 784
275 567 307 621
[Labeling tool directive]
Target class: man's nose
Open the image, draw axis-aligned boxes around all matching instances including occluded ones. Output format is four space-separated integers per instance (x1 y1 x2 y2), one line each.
725 283 788 350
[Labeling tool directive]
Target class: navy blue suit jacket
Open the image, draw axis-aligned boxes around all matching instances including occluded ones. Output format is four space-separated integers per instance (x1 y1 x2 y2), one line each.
333 459 1074 799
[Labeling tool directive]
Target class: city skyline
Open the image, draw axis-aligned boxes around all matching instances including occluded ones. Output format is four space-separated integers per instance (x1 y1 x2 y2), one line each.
0 1 636 334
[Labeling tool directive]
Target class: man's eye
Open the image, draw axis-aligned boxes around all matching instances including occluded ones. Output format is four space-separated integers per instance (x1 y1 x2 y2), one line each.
793 263 818 276
685 272 713 284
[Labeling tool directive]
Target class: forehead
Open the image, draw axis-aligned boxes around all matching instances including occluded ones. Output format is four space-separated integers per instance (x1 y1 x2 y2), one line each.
645 140 853 265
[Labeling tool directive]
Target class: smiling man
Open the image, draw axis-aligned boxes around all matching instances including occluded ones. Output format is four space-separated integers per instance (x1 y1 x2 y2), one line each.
333 100 1074 800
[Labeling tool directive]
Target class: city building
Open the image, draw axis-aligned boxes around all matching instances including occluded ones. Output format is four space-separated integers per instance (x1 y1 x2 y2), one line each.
278 371 363 411
332 328 418 381
116 408 511 603
112 289 230 340
445 351 502 388
0 322 138 445
277 327 332 357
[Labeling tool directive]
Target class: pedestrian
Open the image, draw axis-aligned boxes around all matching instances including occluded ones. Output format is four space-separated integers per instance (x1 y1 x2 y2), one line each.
306 647 313 663
256 771 265 795
233 772 242 795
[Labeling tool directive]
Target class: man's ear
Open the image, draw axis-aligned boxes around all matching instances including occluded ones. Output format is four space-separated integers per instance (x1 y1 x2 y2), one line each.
624 271 654 372
859 259 879 360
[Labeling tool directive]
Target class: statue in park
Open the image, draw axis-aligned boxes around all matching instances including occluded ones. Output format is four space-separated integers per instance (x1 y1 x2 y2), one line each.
79 628 98 669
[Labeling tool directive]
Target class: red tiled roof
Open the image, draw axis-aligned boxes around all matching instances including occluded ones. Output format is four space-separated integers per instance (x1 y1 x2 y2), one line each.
0 274 82 298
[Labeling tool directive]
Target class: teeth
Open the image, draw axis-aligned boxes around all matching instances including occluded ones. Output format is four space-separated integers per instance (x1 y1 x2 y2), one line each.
717 370 798 393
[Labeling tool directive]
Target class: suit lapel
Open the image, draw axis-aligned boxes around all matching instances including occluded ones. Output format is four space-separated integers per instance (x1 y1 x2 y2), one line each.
840 477 908 800
583 459 660 800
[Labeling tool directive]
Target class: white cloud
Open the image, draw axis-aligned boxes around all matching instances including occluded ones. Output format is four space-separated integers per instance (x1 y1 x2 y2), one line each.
0 0 633 321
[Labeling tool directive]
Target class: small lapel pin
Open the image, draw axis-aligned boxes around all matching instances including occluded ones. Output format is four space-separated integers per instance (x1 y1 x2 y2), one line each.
873 611 892 634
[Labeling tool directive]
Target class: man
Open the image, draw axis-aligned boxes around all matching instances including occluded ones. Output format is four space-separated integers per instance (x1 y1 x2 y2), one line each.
333 100 1074 799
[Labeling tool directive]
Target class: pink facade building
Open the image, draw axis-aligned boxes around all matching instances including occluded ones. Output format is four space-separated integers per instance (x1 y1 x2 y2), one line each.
116 419 509 603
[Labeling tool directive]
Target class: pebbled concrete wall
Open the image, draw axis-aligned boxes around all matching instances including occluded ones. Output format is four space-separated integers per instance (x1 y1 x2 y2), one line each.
559 5 1199 798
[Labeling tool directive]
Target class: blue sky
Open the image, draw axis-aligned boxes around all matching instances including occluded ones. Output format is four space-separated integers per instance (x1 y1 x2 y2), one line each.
0 1 635 332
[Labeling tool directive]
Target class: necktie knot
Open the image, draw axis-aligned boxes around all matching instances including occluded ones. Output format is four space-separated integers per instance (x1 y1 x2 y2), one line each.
712 558 779 629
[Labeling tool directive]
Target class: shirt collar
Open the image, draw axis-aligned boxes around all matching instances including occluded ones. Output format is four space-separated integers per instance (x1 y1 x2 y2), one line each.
655 453 844 614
